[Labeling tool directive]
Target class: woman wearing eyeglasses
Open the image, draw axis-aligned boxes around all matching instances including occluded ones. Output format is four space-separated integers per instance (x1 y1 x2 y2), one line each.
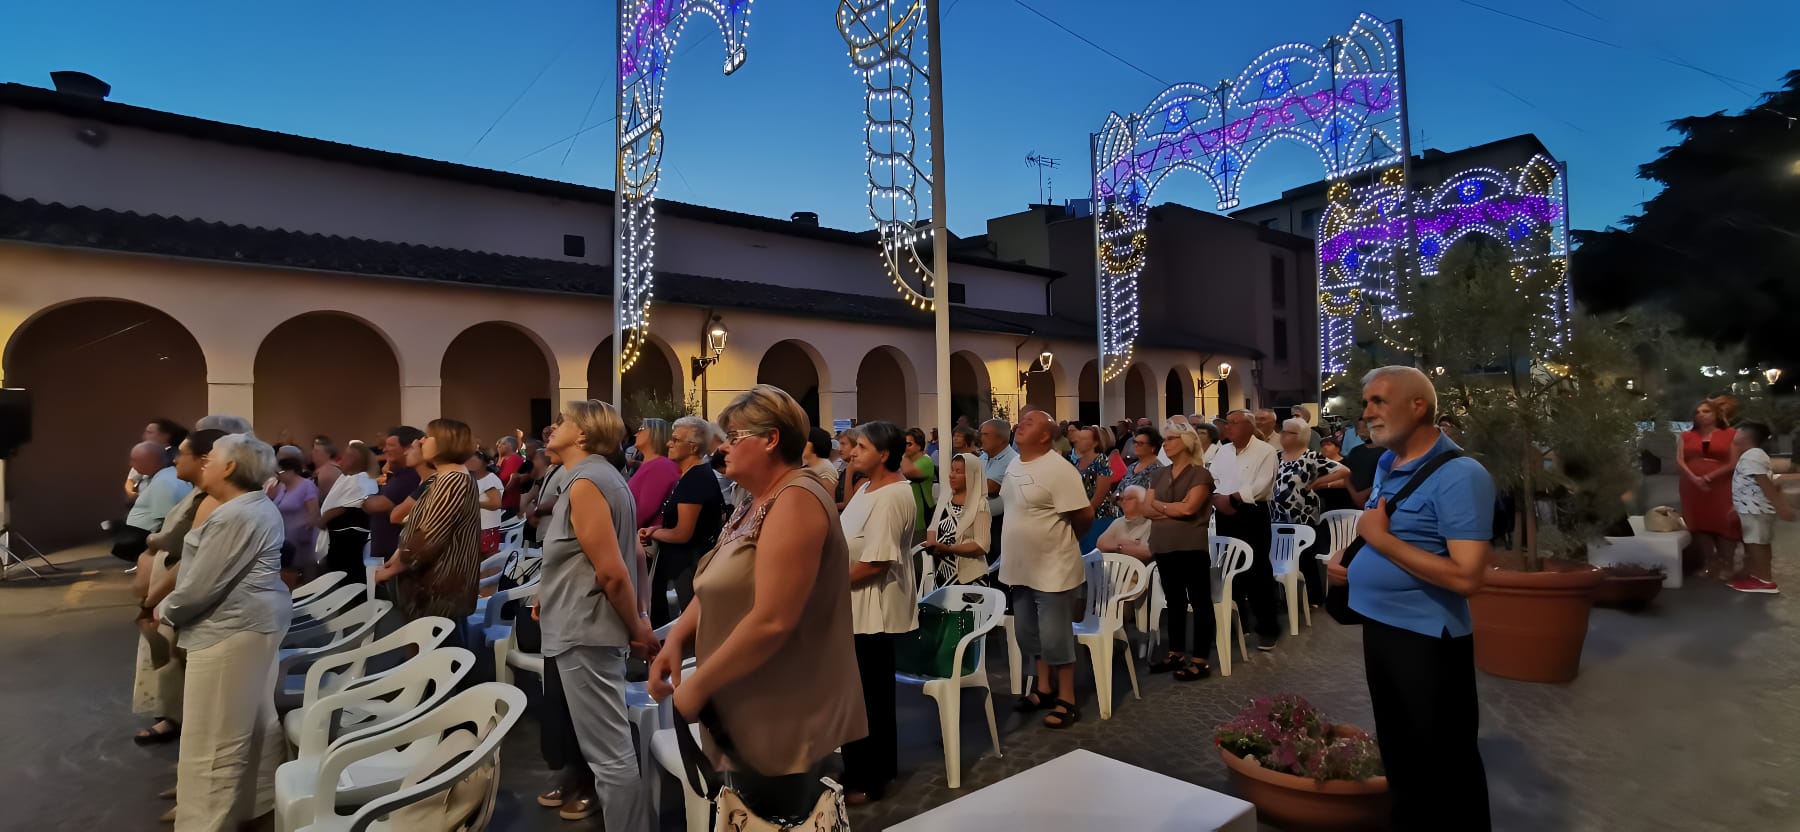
640 416 726 626
1117 426 1166 499
649 385 864 822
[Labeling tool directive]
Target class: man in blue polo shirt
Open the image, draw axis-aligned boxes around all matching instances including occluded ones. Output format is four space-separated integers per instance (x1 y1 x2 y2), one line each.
1343 366 1493 831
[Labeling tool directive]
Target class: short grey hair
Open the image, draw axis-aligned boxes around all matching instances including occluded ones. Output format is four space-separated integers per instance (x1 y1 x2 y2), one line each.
1227 408 1255 423
497 435 519 452
1120 485 1148 502
211 433 275 491
196 414 252 434
670 416 717 449
1362 365 1439 423
1282 417 1311 437
980 418 1010 436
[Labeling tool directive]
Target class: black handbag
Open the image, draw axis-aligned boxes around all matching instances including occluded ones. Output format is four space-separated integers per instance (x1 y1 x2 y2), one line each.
1325 450 1462 626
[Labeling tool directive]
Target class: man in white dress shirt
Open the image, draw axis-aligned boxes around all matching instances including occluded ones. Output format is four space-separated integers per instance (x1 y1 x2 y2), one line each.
1208 409 1283 651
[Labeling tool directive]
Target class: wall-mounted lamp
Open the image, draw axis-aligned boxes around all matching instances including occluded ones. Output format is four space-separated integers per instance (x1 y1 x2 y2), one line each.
690 316 728 380
1018 349 1054 386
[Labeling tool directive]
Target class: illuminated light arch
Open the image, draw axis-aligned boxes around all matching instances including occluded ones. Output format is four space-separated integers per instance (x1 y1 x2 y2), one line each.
1092 13 1409 381
838 0 940 309
1317 153 1570 376
615 0 754 371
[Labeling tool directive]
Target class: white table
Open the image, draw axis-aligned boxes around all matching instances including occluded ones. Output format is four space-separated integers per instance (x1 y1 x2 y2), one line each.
889 749 1257 832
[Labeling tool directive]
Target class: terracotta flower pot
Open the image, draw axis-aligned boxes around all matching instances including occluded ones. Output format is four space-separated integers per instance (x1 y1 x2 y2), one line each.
1217 733 1390 832
1593 573 1664 610
1469 559 1604 683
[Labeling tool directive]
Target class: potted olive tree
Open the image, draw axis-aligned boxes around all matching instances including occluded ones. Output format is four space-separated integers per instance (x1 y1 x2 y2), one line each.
1414 241 1653 682
1214 694 1389 831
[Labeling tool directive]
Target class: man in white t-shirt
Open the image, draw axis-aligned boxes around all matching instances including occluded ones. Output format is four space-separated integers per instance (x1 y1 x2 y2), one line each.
999 409 1093 729
1210 409 1283 651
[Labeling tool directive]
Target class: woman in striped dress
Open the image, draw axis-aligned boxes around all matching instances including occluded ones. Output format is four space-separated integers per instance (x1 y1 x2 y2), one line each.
377 418 482 646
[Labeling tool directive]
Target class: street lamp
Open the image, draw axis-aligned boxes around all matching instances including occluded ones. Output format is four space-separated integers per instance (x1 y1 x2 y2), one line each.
1195 362 1232 418
1017 348 1054 386
690 315 728 380
1766 367 1783 386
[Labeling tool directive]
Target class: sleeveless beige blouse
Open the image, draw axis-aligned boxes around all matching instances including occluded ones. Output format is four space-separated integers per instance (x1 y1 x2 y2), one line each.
692 468 867 775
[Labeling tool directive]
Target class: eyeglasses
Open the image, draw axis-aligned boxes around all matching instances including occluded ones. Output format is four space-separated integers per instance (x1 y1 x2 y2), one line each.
725 429 765 445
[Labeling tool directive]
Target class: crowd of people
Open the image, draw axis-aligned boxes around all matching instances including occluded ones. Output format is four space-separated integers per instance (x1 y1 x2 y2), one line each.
1677 395 1795 594
110 367 1530 830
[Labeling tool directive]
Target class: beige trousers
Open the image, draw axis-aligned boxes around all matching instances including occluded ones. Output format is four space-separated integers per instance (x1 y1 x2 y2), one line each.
175 628 284 832
132 552 186 718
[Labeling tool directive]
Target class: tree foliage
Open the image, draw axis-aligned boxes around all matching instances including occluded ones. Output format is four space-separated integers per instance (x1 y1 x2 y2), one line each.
1573 70 1800 375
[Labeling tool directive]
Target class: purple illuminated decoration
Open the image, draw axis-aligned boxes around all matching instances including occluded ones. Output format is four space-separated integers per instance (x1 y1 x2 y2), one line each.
614 0 752 371
1092 13 1408 381
1318 154 1571 375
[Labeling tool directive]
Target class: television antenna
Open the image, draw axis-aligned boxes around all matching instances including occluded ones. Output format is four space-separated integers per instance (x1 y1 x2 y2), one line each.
1025 151 1061 204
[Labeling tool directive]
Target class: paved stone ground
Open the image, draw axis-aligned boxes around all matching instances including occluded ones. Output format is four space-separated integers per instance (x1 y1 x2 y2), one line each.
4 510 1797 832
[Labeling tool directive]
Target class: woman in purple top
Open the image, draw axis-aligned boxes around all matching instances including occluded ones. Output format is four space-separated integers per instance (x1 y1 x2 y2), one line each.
628 418 680 529
272 454 319 568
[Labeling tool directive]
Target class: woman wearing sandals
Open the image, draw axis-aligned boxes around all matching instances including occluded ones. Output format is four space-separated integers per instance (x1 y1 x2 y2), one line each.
1142 419 1217 682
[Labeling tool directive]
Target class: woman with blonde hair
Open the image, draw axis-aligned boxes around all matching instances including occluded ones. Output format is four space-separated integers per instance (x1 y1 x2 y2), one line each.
376 418 481 639
649 384 865 822
1141 419 1216 681
539 399 659 828
921 451 993 585
1679 396 1740 577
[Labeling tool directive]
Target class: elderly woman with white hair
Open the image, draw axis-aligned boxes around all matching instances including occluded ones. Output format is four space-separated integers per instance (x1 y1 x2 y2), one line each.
1097 485 1155 561
155 433 289 830
1273 417 1350 608
1140 418 1217 681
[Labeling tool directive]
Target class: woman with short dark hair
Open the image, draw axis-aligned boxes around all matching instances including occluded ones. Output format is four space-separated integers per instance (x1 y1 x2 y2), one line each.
376 418 481 636
838 420 917 804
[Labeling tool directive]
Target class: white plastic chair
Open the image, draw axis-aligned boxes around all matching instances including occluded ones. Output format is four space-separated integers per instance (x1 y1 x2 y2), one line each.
468 577 539 655
1269 524 1317 636
276 600 392 710
1209 536 1253 676
283 616 456 746
651 725 711 832
914 545 938 601
285 584 367 648
897 585 1005 788
280 682 524 832
274 647 476 832
1322 509 1362 558
1074 552 1149 720
623 622 686 829
987 557 1028 696
292 572 347 608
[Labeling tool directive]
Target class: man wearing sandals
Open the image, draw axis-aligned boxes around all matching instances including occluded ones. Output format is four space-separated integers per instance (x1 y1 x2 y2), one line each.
999 410 1094 728
1332 366 1493 830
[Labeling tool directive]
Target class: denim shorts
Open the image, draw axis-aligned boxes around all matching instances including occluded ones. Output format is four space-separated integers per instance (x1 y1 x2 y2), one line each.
1010 585 1080 666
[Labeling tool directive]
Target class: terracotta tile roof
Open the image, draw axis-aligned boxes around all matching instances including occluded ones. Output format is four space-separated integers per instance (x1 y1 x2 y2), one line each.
0 195 1257 357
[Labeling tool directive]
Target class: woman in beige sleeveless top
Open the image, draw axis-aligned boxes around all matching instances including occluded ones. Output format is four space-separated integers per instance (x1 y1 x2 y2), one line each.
650 385 866 819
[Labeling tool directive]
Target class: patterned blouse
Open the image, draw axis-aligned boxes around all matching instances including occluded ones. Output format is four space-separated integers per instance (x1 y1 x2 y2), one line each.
394 468 482 620
1272 450 1345 526
1077 454 1121 519
1118 458 1164 499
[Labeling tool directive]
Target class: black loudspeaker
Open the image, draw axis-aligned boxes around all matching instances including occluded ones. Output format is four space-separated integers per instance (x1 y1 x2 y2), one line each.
0 388 30 459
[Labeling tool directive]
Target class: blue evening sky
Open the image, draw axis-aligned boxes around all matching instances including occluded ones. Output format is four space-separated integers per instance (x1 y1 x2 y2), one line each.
4 0 1794 237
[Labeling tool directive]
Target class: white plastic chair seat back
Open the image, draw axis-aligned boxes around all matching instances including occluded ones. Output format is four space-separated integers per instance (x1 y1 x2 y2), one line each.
1208 536 1253 675
895 584 1005 789
1322 509 1362 559
292 572 348 608
1075 552 1149 720
284 616 456 744
468 578 540 650
277 600 393 707
287 584 367 645
1269 524 1317 635
285 683 524 832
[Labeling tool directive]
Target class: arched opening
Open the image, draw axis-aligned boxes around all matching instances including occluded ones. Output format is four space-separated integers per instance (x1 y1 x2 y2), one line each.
3 299 207 550
254 312 400 449
855 347 915 427
757 340 823 427
441 322 554 448
590 335 682 422
1218 378 1231 416
1165 366 1194 420
1078 360 1099 425
950 351 991 426
1125 363 1156 422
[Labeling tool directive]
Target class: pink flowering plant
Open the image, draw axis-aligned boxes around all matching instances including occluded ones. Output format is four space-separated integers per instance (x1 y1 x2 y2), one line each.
1214 694 1384 782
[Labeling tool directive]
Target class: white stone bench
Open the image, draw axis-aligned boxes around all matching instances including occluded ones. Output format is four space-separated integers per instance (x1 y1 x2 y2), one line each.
1593 516 1687 589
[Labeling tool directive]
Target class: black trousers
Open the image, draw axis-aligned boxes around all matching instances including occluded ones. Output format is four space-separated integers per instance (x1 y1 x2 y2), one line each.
841 632 898 796
1153 551 1215 660
1301 521 1329 608
540 653 590 782
649 547 696 628
1362 619 1491 831
1217 501 1281 638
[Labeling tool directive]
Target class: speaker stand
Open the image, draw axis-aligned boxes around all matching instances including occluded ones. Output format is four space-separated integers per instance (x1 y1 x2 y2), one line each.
0 526 60 581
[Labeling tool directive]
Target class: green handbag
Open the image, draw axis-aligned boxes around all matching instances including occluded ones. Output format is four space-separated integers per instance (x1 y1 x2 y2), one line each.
894 603 978 678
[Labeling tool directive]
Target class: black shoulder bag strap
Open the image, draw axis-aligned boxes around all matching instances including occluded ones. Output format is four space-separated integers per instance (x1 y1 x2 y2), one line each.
1324 450 1462 626
671 704 727 801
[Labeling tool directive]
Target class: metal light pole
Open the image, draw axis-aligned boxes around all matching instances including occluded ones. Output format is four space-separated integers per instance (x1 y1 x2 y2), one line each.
611 0 626 408
1089 130 1105 429
927 0 952 458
